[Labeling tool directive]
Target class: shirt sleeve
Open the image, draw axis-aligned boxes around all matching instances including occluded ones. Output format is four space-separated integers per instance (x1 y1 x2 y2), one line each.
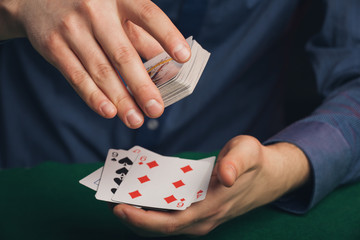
265 0 360 214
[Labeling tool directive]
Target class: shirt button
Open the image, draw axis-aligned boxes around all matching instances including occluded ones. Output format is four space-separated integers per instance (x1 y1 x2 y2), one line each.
146 119 159 130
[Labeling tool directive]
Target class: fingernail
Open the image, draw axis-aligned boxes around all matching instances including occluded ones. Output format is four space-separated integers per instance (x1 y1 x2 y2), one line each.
173 43 191 62
126 109 143 127
145 99 163 117
100 101 116 117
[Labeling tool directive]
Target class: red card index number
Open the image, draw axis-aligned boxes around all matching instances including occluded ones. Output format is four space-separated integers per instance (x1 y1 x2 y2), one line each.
138 155 147 165
197 190 203 198
129 190 142 199
132 149 141 154
177 198 186 208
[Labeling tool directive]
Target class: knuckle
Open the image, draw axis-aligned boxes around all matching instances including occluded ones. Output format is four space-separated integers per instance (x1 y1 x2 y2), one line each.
57 13 85 38
227 136 243 149
114 94 133 110
93 63 114 82
132 82 155 96
124 20 140 41
230 135 261 149
244 136 262 155
76 0 102 22
112 46 135 65
138 2 159 21
42 31 61 52
87 89 103 107
69 69 88 87
59 13 78 34
77 0 95 15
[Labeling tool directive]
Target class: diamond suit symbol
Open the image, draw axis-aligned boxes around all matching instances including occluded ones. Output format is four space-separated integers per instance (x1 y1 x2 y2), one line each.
147 160 159 169
129 190 142 199
138 175 150 184
164 195 177 204
172 180 185 188
181 165 193 173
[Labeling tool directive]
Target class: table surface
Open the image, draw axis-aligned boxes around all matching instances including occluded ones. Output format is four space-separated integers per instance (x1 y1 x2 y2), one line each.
0 152 360 240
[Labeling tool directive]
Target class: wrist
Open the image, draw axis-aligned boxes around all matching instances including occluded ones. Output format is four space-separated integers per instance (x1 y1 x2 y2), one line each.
0 0 24 40
263 142 311 198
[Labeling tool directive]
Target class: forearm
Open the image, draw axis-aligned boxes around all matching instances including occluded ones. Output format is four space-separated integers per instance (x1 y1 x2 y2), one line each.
265 79 360 213
265 0 360 213
0 0 24 40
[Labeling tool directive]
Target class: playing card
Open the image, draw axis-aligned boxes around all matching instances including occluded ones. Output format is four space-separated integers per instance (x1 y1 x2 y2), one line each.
78 146 166 192
79 167 103 191
144 51 182 86
128 145 164 159
190 156 216 202
95 149 138 202
79 145 216 211
143 36 210 107
112 152 212 210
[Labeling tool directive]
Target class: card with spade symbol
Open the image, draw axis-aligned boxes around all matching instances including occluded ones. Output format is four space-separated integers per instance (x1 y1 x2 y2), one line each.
112 152 215 210
80 146 216 210
95 149 138 202
78 146 158 192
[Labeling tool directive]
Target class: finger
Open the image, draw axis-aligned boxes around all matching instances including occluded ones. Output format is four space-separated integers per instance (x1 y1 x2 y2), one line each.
123 20 164 60
42 33 117 119
113 204 198 236
63 22 144 128
124 0 191 63
90 5 164 119
217 136 262 187
212 144 232 177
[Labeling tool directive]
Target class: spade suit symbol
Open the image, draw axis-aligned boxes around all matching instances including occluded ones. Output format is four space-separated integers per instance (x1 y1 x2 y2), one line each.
114 177 122 185
116 167 129 175
111 178 123 194
118 157 133 166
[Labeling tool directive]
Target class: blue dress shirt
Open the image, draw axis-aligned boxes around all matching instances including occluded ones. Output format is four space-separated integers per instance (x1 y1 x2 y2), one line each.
0 0 359 214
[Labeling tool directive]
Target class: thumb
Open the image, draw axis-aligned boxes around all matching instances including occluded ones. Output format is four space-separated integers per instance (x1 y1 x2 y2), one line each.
216 136 262 187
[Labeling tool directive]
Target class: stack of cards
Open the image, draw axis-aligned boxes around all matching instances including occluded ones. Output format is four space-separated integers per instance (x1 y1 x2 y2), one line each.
80 146 215 211
145 36 210 107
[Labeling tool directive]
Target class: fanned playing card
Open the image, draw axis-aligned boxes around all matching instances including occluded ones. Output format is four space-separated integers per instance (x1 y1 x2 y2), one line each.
78 146 163 192
79 146 216 210
191 156 215 202
95 149 138 202
79 167 103 191
112 153 215 210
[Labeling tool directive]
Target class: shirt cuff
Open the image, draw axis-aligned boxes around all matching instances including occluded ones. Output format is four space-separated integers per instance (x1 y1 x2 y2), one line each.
264 120 351 214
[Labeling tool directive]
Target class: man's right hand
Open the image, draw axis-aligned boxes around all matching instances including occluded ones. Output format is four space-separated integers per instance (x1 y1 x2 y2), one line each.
0 0 190 128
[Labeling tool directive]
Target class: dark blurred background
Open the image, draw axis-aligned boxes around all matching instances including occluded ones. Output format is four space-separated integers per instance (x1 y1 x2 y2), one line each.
282 0 324 125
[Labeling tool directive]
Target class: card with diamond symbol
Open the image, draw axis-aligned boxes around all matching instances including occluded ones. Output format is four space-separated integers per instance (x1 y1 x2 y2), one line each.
80 146 215 210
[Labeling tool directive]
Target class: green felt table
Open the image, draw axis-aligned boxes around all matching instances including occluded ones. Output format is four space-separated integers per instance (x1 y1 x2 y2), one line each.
0 152 359 240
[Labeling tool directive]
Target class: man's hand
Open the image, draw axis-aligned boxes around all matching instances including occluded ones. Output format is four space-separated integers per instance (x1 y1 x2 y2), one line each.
112 135 311 236
0 0 190 128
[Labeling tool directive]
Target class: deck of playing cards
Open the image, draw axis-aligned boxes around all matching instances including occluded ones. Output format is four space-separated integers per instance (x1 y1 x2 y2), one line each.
145 36 210 107
79 146 216 211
